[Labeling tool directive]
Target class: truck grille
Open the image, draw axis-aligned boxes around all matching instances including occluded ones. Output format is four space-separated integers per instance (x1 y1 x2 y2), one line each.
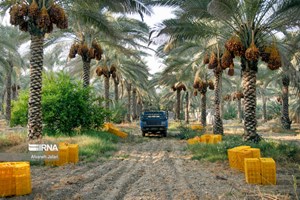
146 120 161 126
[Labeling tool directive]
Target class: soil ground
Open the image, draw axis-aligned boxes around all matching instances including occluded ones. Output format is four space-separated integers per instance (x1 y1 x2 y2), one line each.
1 121 300 200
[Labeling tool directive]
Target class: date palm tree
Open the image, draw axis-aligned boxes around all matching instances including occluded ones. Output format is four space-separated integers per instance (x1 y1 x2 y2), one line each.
4 0 68 139
171 82 186 120
193 71 214 126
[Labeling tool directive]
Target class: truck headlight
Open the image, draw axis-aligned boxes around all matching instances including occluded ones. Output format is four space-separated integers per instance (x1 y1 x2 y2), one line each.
161 121 166 126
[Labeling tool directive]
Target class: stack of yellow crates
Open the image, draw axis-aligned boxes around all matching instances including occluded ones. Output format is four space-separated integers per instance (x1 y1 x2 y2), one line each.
187 134 222 144
236 148 261 171
244 158 261 184
57 145 69 166
244 158 276 185
187 136 201 144
190 124 204 131
201 134 212 143
208 134 222 144
228 146 276 185
228 146 261 171
14 162 32 196
68 144 79 164
227 146 251 169
45 142 79 166
0 162 31 197
260 158 276 185
0 162 15 197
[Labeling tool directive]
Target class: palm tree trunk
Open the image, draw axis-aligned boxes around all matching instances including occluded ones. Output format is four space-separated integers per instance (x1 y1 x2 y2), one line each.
28 35 44 140
176 89 181 120
1 89 6 116
137 102 142 118
242 60 260 142
200 92 206 126
185 92 189 124
281 75 291 129
262 94 267 122
114 78 119 102
213 71 224 135
237 99 242 123
132 88 137 120
126 83 132 122
12 85 17 100
82 60 91 88
220 78 224 118
5 60 13 123
104 76 110 110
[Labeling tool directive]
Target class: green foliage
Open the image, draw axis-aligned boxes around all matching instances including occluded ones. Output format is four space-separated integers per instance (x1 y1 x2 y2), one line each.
256 101 281 120
10 90 29 126
11 72 109 135
110 101 127 123
223 104 237 120
188 135 300 163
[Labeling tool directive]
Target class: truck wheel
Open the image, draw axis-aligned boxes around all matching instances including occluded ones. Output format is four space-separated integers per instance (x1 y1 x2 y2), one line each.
142 131 146 137
163 131 167 137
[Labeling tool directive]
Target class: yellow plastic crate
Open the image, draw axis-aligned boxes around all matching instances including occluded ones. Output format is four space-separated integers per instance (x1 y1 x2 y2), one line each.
68 144 79 164
57 146 69 166
14 162 31 196
244 158 261 184
227 146 251 169
246 148 261 158
214 135 222 143
0 163 15 197
0 162 32 197
208 135 222 144
44 151 59 166
190 124 204 131
236 148 261 172
103 123 120 131
58 142 69 149
109 128 128 138
237 149 253 171
260 158 276 185
187 137 200 145
201 134 212 143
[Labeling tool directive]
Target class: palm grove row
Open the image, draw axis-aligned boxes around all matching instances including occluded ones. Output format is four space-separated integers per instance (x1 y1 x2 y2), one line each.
0 0 300 143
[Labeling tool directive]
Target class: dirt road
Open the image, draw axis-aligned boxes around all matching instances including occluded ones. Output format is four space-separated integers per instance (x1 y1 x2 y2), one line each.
5 135 299 200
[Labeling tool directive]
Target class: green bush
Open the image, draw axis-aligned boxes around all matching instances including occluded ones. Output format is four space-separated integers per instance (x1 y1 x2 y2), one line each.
11 91 29 126
11 72 109 135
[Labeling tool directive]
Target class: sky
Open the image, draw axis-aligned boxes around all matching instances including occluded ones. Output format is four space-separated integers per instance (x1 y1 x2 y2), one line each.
130 6 175 74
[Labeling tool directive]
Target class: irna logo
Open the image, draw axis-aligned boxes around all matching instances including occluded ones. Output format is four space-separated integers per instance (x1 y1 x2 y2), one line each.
28 144 59 152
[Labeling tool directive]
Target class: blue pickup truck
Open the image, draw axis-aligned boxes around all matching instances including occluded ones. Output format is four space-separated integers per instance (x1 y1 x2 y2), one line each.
140 111 168 137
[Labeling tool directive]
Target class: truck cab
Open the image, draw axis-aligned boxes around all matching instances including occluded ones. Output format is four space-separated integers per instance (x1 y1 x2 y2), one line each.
140 111 168 137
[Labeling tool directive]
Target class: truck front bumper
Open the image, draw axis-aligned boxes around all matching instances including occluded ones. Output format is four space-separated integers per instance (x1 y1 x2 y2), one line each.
141 126 167 132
